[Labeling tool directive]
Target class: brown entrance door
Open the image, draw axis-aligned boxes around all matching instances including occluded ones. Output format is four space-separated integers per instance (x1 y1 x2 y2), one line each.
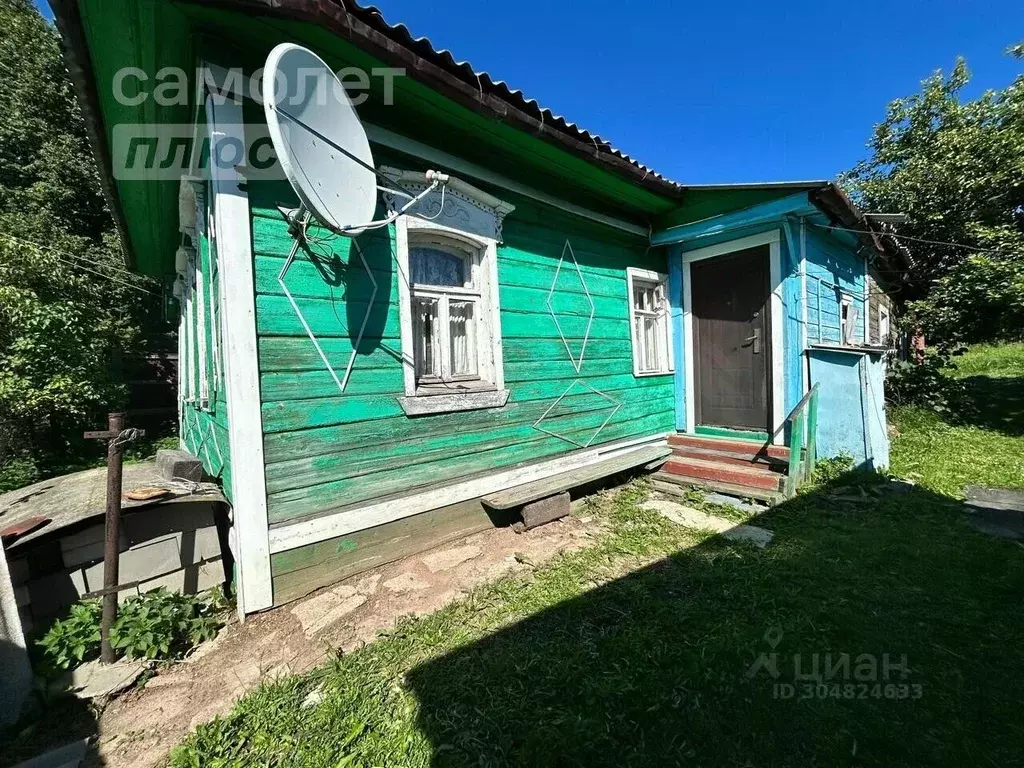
691 245 771 431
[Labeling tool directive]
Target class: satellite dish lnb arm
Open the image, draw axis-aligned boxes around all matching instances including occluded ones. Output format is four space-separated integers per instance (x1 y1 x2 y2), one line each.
274 105 449 232
342 173 448 234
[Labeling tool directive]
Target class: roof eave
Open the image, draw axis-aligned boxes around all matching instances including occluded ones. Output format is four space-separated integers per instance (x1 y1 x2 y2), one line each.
809 184 912 282
181 0 685 200
50 0 136 270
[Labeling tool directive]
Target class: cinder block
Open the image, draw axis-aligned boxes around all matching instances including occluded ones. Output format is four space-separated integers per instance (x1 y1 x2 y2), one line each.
7 557 29 586
61 523 128 569
123 501 217 545
520 492 570 530
135 561 223 597
25 572 82 617
156 449 204 482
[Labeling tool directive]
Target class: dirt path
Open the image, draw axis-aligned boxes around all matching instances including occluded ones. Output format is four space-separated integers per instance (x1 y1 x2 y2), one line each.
94 512 604 768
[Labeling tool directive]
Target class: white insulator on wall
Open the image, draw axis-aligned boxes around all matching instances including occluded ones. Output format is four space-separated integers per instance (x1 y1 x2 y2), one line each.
175 246 193 274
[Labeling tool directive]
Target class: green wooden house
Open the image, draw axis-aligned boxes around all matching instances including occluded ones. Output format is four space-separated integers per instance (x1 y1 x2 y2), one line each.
53 0 908 615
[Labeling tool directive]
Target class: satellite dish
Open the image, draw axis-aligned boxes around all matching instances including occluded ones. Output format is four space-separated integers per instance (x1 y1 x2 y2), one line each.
263 43 377 234
262 42 450 397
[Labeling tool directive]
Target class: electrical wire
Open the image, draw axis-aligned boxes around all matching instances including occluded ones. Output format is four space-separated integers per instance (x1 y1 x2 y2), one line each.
0 233 162 297
809 222 1018 257
0 231 142 280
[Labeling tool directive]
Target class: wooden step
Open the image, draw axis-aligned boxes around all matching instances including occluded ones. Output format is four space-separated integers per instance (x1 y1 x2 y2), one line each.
652 473 783 505
668 433 789 461
662 456 785 492
670 444 788 472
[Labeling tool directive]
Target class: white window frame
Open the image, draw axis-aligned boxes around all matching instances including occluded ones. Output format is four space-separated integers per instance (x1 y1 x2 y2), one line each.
878 305 891 346
407 231 488 387
840 294 855 345
393 179 511 416
627 267 674 377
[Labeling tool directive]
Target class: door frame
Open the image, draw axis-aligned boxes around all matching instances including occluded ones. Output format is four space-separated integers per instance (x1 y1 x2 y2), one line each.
680 230 785 444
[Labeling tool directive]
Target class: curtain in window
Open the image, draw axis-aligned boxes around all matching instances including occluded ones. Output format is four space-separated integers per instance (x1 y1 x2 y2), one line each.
449 301 477 377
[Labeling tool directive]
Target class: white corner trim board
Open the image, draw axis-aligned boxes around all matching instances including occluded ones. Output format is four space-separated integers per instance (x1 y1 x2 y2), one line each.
268 432 669 554
680 229 785 444
205 91 273 617
800 218 809 394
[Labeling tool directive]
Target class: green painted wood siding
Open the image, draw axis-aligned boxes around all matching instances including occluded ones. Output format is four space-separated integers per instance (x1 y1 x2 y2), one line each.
249 181 674 527
180 193 232 498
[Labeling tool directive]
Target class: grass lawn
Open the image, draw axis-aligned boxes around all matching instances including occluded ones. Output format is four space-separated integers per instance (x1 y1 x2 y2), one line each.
890 343 1024 496
173 347 1024 767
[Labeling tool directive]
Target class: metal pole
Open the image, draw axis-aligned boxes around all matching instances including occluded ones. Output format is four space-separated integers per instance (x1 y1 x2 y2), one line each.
100 412 125 664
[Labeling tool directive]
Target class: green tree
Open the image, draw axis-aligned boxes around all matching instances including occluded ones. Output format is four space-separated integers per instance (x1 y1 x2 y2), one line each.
843 49 1024 342
0 0 159 490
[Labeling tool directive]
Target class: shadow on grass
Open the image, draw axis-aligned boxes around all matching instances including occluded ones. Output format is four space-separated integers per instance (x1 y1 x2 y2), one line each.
951 374 1024 436
407 475 1024 766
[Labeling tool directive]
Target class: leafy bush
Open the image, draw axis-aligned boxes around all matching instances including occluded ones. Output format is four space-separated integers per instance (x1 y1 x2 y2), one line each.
0 1 171 491
812 454 855 485
36 589 224 674
0 455 40 493
35 599 102 673
112 589 222 660
907 256 1024 345
885 353 968 414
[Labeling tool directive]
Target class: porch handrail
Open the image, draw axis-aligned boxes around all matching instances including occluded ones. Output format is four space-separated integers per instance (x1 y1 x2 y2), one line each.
783 383 820 497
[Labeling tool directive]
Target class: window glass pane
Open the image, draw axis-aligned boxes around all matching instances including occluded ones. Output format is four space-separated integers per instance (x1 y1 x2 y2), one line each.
634 314 647 371
413 295 439 380
411 246 465 287
449 301 477 377
643 315 659 372
633 283 654 312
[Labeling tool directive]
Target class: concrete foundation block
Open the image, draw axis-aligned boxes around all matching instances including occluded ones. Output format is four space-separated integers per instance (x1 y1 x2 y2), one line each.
156 449 204 482
520 492 570 530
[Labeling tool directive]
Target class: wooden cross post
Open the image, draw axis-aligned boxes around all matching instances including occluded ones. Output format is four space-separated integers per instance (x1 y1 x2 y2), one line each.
84 412 143 664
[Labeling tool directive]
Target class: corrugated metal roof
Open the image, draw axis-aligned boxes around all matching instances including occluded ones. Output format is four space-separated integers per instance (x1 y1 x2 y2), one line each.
341 0 682 191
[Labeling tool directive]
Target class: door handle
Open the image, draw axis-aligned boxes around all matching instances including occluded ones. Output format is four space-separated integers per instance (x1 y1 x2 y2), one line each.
744 329 761 354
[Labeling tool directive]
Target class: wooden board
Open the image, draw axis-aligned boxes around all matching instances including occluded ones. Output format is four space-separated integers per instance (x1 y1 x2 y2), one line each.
481 445 670 510
270 497 505 605
249 185 677 528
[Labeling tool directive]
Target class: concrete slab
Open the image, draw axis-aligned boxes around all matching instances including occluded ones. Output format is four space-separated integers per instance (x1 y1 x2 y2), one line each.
703 492 765 514
11 738 89 768
963 486 1024 540
642 499 774 549
291 588 367 637
0 462 225 552
66 658 146 699
383 572 431 593
422 545 482 573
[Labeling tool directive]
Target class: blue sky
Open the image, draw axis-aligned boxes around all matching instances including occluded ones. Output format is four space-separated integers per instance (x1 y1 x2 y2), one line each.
37 0 1023 184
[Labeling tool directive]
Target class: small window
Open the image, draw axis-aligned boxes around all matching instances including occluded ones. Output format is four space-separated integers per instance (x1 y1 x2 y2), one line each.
840 294 858 345
878 306 891 345
627 268 673 376
390 169 513 416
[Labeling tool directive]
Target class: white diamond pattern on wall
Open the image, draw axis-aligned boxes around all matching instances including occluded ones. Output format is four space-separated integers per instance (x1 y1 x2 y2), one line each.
277 236 378 394
534 239 622 448
546 239 595 374
532 379 623 449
